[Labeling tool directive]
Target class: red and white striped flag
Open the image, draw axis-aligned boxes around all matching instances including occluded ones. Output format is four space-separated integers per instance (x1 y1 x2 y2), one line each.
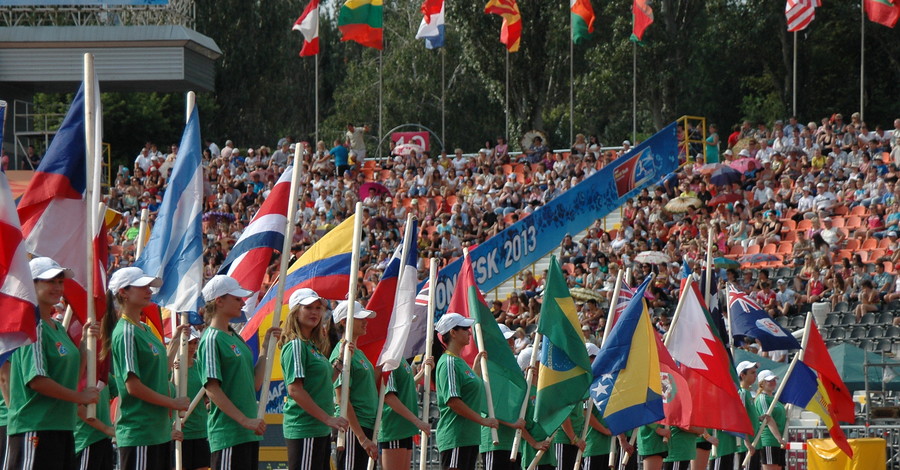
293 0 320 56
786 0 822 32
0 173 38 362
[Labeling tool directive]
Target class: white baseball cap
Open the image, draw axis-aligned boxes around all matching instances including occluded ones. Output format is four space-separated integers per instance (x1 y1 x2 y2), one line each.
202 275 252 302
289 288 323 310
333 300 376 323
498 324 516 340
736 360 759 374
29 257 74 280
517 347 534 371
189 327 203 341
108 267 162 294
585 342 601 357
434 312 474 335
757 369 777 384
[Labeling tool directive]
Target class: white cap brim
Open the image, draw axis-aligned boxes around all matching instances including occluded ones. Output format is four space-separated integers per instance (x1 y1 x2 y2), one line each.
34 267 74 280
131 276 163 288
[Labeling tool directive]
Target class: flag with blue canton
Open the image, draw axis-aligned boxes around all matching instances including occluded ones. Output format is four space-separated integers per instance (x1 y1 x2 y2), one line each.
727 284 800 351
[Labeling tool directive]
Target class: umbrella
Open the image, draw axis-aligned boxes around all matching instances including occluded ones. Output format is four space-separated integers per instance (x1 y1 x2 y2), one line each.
359 182 391 200
708 193 743 207
729 157 761 174
710 166 742 187
713 257 740 269
569 287 604 302
392 143 423 156
739 253 781 264
635 251 670 264
698 163 724 175
665 196 702 213
828 343 900 392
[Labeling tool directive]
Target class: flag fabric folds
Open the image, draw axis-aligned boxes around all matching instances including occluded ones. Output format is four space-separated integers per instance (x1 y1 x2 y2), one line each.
338 0 384 49
632 0 654 41
780 361 853 457
416 0 445 49
134 108 204 315
803 319 855 423
728 284 801 351
0 172 38 364
533 256 592 438
446 255 481 365
293 0 321 56
484 0 522 52
570 0 595 44
655 332 692 429
591 277 663 435
403 279 431 358
785 0 821 32
865 0 900 28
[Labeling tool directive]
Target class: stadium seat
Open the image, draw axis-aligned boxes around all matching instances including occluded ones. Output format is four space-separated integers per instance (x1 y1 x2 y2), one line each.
878 237 892 249
776 267 792 278
776 242 793 255
797 219 813 231
844 239 860 251
859 339 875 352
782 231 797 242
833 206 849 216
830 217 846 228
876 339 892 354
839 314 856 325
850 205 868 216
885 325 900 337
790 316 805 328
860 312 877 325
878 312 895 325
762 244 777 254
775 316 789 328
781 219 797 232
824 313 841 327
862 238 878 250
866 326 885 338
745 245 761 255
829 327 847 339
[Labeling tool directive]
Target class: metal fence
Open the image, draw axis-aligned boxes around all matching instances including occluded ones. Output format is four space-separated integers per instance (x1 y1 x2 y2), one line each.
786 425 900 470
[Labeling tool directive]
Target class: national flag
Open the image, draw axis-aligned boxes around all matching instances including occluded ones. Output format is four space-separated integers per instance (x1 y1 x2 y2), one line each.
293 0 321 56
785 0 821 32
359 220 419 373
803 318 855 423
338 0 383 49
780 361 853 456
0 172 39 364
632 0 654 41
403 279 431 358
464 254 527 424
570 0 595 44
611 282 634 326
134 106 204 315
0 101 6 150
484 0 522 52
445 255 482 365
727 284 801 351
591 277 663 435
533 256 592 438
656 332 692 428
218 167 293 317
666 282 753 434
865 0 900 28
700 269 730 350
415 0 445 49
240 215 355 379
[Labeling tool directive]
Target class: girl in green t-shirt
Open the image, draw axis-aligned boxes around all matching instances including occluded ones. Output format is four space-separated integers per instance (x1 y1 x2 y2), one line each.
279 288 348 470
379 357 432 470
172 327 210 470
637 423 669 470
755 370 787 470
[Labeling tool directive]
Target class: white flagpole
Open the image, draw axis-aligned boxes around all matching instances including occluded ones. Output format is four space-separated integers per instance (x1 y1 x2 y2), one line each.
441 48 446 149
510 332 541 460
337 202 365 448
419 259 438 470
569 3 574 146
475 323 499 446
792 31 798 118
83 53 98 420
367 380 387 470
860 0 865 121
632 41 637 143
505 50 510 143
379 50 384 160
315 53 320 145
526 430 557 470
136 208 149 259
256 142 304 418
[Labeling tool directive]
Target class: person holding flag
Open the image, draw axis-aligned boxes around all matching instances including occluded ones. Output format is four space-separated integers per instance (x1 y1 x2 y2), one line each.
199 274 279 470
175 327 209 470
108 267 189 470
378 355 433 470
479 324 525 470
280 288 349 470
74 380 115 470
581 342 615 470
734 360 761 470
754 370 787 470
638 423 670 470
515 346 553 470
5 258 100 470
328 300 379 469
434 312 498 470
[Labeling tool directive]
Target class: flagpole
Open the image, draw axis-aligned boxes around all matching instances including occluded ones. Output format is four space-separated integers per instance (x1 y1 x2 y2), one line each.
704 225 714 315
569 5 574 146
256 142 304 418
505 50 510 144
367 379 387 470
441 48 446 150
337 202 365 448
632 41 637 144
601 269 624 467
859 0 865 121
181 386 207 424
525 430 557 470
792 31 798 118
315 53 320 145
379 49 384 160
741 312 813 468
725 283 736 357
510 332 541 460
419 259 438 470
136 208 149 258
83 52 98 420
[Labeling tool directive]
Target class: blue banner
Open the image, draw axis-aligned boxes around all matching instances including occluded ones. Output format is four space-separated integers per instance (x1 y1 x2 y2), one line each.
426 121 680 317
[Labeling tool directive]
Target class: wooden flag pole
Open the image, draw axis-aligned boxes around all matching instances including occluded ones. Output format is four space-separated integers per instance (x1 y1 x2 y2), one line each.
509 332 541 461
419 259 438 470
181 387 207 425
337 202 365 449
256 143 304 418
136 208 149 259
572 399 591 470
603 268 625 467
83 52 98 420
525 430 557 470
367 379 388 470
475 322 500 445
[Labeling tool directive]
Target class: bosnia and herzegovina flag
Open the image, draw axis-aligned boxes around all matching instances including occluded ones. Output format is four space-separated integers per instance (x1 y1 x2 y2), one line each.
780 361 853 457
533 256 592 439
240 215 355 380
591 276 663 435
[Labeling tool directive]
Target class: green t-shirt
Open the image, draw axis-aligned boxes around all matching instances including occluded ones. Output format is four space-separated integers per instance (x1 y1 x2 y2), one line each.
112 317 171 447
0 397 7 427
737 388 759 453
436 352 484 452
638 424 667 456
75 384 113 453
9 319 80 434
199 327 261 452
584 407 612 458
282 338 334 439
330 341 377 429
380 359 419 443
755 393 786 448
182 360 207 440
521 384 556 468
714 429 739 458
551 401 586 445
664 427 698 462
480 411 518 453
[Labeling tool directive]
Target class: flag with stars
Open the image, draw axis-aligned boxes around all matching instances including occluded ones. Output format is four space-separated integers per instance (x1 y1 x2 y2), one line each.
532 256 592 439
591 276 664 435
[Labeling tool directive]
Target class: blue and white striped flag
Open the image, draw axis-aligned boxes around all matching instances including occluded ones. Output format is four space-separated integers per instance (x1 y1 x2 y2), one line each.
134 106 204 313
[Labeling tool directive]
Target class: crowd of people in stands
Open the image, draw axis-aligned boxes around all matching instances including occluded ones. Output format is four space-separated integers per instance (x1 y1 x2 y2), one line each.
98 113 900 355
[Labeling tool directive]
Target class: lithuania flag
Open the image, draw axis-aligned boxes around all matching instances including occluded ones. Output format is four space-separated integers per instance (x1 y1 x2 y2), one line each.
570 0 595 44
338 0 383 49
533 256 592 439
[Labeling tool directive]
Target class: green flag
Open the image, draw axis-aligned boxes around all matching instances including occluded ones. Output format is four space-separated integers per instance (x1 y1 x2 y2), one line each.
533 256 592 438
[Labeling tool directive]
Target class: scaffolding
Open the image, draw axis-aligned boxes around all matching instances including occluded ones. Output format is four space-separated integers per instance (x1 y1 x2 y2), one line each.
0 0 195 28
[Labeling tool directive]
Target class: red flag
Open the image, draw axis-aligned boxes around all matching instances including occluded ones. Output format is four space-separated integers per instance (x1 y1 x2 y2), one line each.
656 333 693 428
632 0 654 41
803 319 855 423
484 0 522 52
785 0 821 32
293 0 321 56
445 256 481 365
0 173 39 359
865 0 900 28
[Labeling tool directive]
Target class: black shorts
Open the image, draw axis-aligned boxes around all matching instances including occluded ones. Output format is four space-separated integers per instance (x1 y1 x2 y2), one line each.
481 449 517 470
175 438 211 470
210 441 259 470
118 442 171 470
664 461 691 470
0 425 6 466
712 453 736 470
736 450 761 470
696 440 713 451
337 427 373 470
287 436 332 470
440 445 478 470
6 430 77 470
555 443 579 470
76 438 114 470
582 454 610 470
759 446 786 467
379 436 413 451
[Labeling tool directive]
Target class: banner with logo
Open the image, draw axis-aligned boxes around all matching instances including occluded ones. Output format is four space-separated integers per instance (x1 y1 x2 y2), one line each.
425 121 679 317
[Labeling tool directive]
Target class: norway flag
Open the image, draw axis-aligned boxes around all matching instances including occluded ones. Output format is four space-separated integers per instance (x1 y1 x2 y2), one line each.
0 173 38 364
